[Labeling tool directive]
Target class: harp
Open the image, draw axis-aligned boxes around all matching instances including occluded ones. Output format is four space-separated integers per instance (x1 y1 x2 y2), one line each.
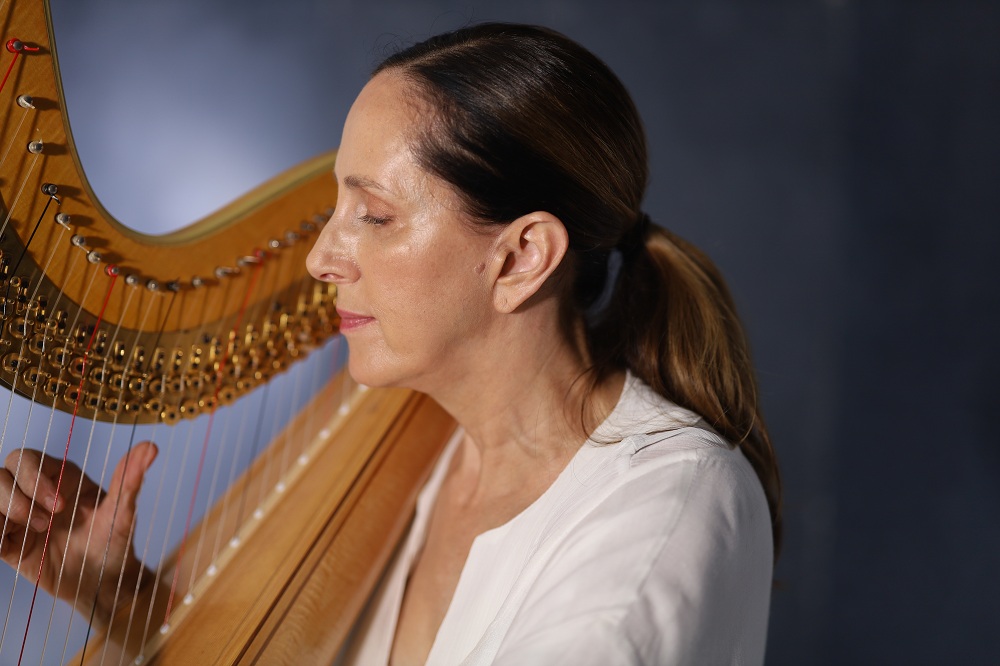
0 1 455 663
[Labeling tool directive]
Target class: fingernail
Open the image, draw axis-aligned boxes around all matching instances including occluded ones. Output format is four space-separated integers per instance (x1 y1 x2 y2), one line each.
30 513 49 532
43 494 58 511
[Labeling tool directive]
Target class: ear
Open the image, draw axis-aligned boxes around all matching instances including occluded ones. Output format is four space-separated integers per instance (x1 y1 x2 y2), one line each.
491 211 569 314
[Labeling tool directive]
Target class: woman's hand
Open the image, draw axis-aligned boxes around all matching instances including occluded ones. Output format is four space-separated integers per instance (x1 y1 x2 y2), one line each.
0 442 157 624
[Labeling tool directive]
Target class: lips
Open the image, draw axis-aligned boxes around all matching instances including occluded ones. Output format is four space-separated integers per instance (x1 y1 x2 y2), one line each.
336 308 375 332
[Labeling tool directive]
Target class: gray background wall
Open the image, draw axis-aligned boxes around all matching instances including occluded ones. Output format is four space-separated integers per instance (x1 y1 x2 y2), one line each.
17 0 1000 664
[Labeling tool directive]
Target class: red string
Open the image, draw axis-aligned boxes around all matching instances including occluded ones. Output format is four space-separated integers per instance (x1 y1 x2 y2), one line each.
0 38 39 97
0 51 21 97
162 257 265 623
18 266 119 666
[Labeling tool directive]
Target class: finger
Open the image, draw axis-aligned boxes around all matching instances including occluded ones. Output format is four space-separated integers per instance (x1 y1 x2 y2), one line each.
0 467 51 533
4 449 67 513
102 442 158 520
1 524 35 564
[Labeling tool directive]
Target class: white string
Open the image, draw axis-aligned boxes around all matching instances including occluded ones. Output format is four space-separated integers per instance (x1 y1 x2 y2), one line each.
0 103 33 172
118 408 169 664
276 251 312 486
70 284 143 665
250 325 285 518
109 501 141 666
0 253 94 658
143 413 195 638
206 381 258 569
0 145 42 240
114 290 184 663
56 328 123 663
59 318 132 657
184 392 234 598
57 293 135 657
0 228 86 666
0 220 71 484
132 367 181 658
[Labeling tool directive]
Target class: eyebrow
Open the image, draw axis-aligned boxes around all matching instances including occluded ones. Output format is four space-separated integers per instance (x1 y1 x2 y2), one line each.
342 174 387 192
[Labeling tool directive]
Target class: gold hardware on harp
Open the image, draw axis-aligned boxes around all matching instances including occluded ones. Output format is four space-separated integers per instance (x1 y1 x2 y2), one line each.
0 0 342 423
0 1 455 663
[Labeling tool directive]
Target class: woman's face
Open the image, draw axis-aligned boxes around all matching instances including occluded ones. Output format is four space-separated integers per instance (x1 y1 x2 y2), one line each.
306 72 499 393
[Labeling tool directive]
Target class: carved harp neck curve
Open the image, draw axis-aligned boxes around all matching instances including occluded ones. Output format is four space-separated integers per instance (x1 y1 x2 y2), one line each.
0 0 340 423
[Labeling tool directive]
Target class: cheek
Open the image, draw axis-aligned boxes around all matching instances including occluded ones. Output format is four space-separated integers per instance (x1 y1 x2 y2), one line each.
374 248 488 338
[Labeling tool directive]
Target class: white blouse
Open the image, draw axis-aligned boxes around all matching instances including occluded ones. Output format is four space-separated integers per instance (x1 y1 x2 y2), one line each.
342 373 773 665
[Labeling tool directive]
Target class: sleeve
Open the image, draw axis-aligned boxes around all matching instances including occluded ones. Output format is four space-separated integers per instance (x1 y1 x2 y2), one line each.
489 449 774 666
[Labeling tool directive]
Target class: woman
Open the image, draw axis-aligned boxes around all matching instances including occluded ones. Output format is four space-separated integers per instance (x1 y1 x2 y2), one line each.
2 23 780 665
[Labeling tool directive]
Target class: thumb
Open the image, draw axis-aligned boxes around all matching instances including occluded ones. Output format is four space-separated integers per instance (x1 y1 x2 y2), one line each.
103 442 158 521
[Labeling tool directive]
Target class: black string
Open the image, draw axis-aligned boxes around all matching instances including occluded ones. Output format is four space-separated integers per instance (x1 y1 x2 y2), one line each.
2 195 56 318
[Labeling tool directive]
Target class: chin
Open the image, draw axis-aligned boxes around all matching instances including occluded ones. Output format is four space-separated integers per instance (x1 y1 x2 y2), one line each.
346 355 384 389
344 345 442 398
345 348 410 390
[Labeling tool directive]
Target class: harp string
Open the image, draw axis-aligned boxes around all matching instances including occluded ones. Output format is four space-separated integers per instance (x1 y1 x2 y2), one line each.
206 380 260 571
186 251 277 598
0 245 90 658
184 342 271 592
78 282 151 663
217 248 290 544
0 37 41 97
158 278 238 606
17 265 119 666
46 285 162 666
0 96 33 173
0 141 41 240
127 425 174 666
0 44 24 96
136 413 188 661
131 287 221 659
239 386 272 529
0 195 64 546
183 381 235 599
103 492 140 666
275 250 317 489
228 257 275 525
3 194 58 310
248 252 298 521
163 256 265 624
53 283 181 665
0 216 71 462
0 231 74 660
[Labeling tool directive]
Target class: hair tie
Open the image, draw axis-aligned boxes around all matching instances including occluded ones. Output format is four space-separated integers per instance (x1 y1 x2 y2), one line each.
619 212 651 256
585 213 652 324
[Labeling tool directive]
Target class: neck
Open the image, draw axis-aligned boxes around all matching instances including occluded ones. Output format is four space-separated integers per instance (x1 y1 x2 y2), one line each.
419 308 624 496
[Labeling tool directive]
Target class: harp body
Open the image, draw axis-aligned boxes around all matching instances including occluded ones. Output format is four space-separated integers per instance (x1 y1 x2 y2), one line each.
0 1 454 663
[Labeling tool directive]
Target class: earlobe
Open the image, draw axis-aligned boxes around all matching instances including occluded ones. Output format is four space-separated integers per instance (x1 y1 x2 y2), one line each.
492 211 569 313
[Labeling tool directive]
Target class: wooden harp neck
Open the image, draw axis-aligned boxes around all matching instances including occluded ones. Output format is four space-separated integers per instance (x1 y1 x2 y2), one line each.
0 0 339 424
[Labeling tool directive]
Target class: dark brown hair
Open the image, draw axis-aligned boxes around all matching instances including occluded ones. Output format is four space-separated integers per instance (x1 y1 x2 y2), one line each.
375 23 782 555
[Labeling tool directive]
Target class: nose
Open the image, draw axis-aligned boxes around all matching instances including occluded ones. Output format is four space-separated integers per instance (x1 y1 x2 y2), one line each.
305 214 360 284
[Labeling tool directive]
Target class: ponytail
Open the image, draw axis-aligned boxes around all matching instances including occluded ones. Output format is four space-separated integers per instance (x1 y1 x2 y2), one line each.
590 223 783 556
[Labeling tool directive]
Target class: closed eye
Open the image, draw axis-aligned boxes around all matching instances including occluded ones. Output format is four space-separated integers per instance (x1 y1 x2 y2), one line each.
358 213 392 226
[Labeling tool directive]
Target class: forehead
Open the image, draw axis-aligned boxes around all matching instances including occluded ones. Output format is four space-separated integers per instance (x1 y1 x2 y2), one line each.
336 72 470 215
336 72 425 173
